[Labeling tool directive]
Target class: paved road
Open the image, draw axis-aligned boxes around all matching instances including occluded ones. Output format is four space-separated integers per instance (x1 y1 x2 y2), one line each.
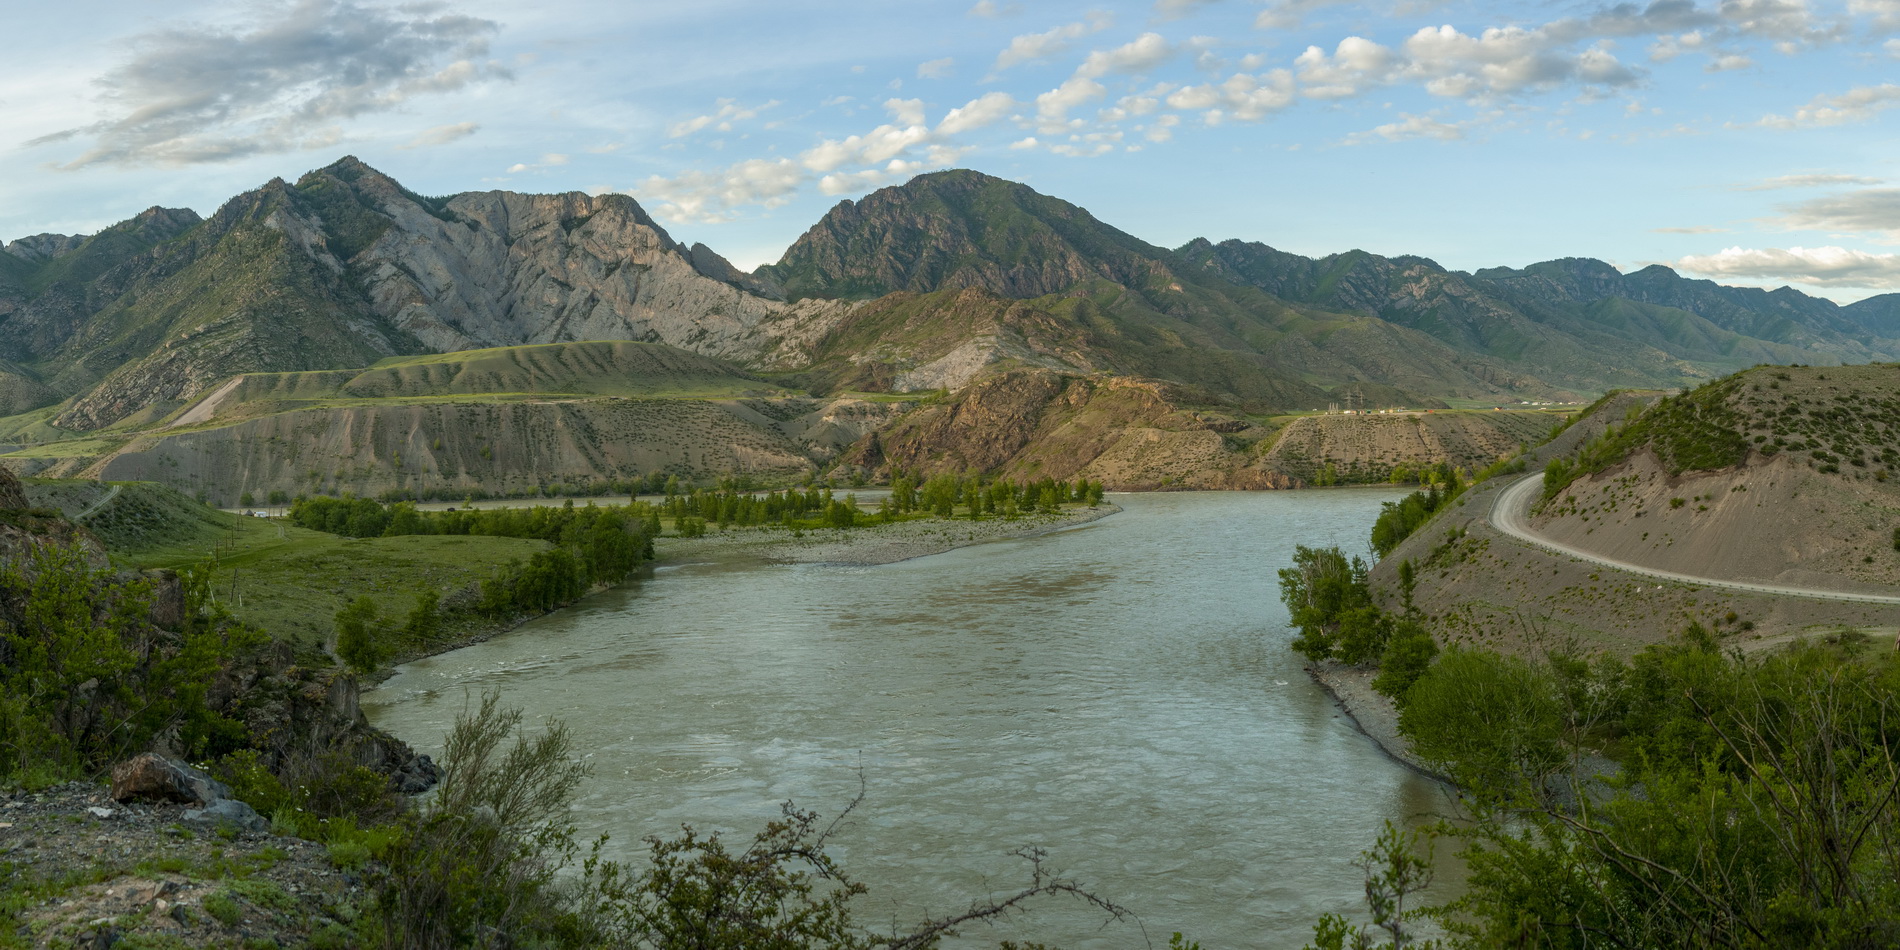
1490 472 1900 606
72 484 121 522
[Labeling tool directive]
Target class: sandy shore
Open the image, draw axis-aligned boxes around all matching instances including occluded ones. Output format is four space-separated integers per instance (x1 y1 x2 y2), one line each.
653 502 1122 567
1306 661 1449 782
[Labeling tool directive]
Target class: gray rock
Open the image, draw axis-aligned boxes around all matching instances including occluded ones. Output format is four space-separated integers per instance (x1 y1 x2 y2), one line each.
109 753 230 806
182 798 268 834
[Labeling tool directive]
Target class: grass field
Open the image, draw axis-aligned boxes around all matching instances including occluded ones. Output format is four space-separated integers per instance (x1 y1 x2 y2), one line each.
120 516 552 651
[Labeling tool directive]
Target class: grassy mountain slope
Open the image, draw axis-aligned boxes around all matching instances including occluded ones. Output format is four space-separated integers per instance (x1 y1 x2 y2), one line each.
760 171 1558 405
1176 239 1892 394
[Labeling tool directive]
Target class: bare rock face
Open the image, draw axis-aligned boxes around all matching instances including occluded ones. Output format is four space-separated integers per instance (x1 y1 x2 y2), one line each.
109 753 230 806
2 232 84 263
348 179 843 363
0 465 29 510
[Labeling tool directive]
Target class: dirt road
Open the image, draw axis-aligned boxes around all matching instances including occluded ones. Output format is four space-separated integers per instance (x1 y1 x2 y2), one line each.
1490 472 1900 606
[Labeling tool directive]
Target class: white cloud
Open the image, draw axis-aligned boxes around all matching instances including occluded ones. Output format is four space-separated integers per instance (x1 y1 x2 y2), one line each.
1774 188 1900 235
1166 71 1297 120
1009 136 1040 149
632 157 807 223
1145 114 1181 141
819 159 928 195
993 14 1113 72
26 0 506 169
1851 0 1900 28
884 98 927 127
1756 84 1900 129
1673 245 1900 288
1075 32 1175 78
1343 111 1468 143
668 99 780 138
1294 36 1395 99
936 92 1018 135
969 0 1022 16
1737 173 1884 191
1402 25 1640 98
918 57 955 79
1035 76 1108 132
399 121 479 149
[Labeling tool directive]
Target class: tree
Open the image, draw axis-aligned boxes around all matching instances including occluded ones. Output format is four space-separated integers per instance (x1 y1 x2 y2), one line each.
336 596 383 672
1279 546 1374 661
403 590 441 645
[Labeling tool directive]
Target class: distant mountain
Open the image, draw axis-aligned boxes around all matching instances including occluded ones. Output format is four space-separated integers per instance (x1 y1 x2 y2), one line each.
1177 240 1900 394
4 159 1897 444
0 157 840 430
761 170 1555 406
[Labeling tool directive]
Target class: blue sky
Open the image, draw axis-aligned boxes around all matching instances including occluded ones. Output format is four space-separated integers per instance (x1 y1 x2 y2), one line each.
4 0 1899 301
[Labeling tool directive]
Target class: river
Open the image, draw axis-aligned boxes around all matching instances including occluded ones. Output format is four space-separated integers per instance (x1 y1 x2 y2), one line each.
364 490 1457 947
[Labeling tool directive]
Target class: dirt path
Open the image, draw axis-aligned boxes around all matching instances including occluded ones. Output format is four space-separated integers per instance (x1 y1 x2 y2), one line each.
1491 472 1900 605
165 376 245 429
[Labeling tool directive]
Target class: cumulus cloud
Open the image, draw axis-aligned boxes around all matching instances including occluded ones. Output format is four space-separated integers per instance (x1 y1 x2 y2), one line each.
1756 84 1900 129
1851 0 1900 28
1402 25 1640 98
1035 76 1109 132
992 14 1113 72
936 92 1018 135
969 0 1022 16
917 57 955 79
632 158 806 223
1673 245 1900 288
669 99 780 138
1343 111 1468 143
28 0 505 169
1294 36 1395 99
1075 32 1175 78
1737 173 1884 190
1775 188 1900 236
819 159 929 196
1166 71 1297 120
400 121 479 149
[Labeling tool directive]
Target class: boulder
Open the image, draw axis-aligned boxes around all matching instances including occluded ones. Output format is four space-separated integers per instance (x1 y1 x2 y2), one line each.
183 798 269 834
108 753 230 806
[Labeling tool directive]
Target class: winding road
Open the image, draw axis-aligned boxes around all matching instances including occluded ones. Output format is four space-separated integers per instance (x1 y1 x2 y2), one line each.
1490 472 1900 606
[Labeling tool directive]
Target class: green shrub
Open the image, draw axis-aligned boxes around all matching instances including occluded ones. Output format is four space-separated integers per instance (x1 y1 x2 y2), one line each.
204 890 243 927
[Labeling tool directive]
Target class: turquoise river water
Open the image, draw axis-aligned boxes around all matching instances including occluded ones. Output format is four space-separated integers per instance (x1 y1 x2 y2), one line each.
364 489 1458 947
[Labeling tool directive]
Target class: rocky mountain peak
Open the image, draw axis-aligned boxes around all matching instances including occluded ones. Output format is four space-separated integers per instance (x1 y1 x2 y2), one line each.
757 168 1166 302
2 233 84 263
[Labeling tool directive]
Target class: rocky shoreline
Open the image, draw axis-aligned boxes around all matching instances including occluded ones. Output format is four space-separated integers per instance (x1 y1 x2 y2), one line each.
1305 661 1450 783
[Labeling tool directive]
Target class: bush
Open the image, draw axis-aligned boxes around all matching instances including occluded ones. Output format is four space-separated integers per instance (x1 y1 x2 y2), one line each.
1398 647 1563 794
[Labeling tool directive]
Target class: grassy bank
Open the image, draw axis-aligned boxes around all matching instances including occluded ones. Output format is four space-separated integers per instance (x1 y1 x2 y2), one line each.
116 513 553 653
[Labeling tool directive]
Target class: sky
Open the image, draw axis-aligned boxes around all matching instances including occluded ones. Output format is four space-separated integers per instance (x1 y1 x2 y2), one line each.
2 0 1899 302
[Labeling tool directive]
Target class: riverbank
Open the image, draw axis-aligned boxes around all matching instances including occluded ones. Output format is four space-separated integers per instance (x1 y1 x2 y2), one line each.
653 501 1121 567
1306 661 1447 782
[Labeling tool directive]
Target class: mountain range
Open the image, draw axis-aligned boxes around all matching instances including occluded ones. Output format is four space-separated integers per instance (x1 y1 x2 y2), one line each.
2 157 1896 496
